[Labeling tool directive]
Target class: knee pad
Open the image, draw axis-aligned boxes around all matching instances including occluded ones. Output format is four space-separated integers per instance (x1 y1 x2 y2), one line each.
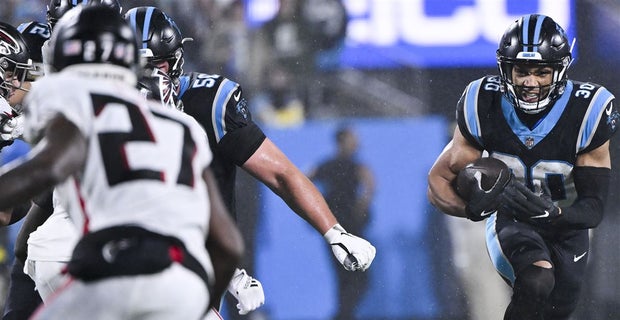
513 264 555 301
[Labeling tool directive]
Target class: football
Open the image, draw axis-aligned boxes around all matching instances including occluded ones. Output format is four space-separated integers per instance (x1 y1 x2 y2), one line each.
455 157 511 201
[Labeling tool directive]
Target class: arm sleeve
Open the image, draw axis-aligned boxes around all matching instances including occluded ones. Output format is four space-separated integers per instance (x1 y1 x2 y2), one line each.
218 122 266 166
555 166 610 229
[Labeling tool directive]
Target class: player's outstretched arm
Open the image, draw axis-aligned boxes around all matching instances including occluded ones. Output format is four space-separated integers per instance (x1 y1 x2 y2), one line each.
0 114 86 212
427 127 482 218
242 138 376 271
204 168 244 310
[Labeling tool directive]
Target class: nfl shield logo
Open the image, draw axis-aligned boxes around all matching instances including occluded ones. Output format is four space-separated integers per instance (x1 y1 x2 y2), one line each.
525 137 535 148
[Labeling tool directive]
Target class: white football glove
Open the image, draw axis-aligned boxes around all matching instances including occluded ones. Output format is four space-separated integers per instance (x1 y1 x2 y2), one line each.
0 114 24 141
227 268 265 315
324 224 376 271
0 97 23 142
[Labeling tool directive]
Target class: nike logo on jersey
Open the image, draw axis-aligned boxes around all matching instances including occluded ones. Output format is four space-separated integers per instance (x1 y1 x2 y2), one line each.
474 170 505 193
233 90 241 102
480 210 495 217
574 251 587 262
101 239 133 263
606 103 613 116
530 210 550 219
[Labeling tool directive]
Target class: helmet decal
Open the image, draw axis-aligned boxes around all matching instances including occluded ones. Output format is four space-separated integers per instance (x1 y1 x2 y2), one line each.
0 31 21 56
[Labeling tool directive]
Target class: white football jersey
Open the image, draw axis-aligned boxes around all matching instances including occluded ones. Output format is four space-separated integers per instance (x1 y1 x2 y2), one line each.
25 191 78 262
24 66 213 272
0 96 11 115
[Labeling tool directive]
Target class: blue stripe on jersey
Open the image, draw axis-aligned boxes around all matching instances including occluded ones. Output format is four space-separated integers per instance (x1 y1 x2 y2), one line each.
486 215 515 284
501 81 573 148
577 87 614 151
212 79 238 142
463 79 483 145
178 75 190 97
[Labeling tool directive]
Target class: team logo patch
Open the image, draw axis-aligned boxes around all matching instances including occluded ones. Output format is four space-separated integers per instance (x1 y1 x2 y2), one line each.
0 30 20 56
236 98 248 120
605 102 620 132
607 110 620 132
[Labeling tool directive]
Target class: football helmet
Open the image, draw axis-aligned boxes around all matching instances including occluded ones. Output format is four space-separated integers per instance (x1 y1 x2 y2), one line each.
138 67 183 111
47 0 122 30
0 22 34 99
17 21 51 80
497 14 572 114
47 5 141 78
124 6 191 83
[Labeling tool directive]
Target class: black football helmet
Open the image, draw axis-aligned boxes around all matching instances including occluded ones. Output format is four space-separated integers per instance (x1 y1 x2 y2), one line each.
497 14 572 114
124 6 191 82
47 0 122 30
47 5 141 76
17 21 51 80
0 22 34 99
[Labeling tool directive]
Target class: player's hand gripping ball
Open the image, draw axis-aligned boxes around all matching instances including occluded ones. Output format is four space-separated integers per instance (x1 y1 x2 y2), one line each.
455 157 512 221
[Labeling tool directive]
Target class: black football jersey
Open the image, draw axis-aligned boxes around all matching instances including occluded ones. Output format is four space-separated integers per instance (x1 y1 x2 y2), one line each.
179 72 266 216
457 75 619 206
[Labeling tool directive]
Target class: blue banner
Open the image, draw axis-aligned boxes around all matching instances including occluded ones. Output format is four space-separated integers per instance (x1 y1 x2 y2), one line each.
246 0 575 68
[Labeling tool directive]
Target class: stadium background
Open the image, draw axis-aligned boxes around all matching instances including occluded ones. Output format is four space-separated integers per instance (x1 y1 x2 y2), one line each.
1 0 619 319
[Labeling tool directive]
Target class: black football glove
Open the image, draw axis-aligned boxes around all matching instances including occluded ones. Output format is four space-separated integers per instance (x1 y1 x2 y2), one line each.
464 171 512 222
500 179 561 224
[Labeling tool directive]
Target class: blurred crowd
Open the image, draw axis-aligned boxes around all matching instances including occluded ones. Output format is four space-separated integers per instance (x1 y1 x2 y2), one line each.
2 0 349 129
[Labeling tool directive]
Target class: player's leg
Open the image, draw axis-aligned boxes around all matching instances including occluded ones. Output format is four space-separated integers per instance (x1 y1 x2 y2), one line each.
486 214 555 320
505 264 555 320
33 264 209 320
2 260 42 320
543 229 589 320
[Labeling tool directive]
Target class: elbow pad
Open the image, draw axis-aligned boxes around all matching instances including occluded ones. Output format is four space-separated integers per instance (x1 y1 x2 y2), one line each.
556 166 610 229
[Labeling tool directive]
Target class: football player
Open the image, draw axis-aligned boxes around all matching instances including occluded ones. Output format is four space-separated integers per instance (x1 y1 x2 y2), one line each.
5 2 130 319
0 20 46 320
427 14 618 319
0 21 32 150
0 5 243 319
124 6 376 317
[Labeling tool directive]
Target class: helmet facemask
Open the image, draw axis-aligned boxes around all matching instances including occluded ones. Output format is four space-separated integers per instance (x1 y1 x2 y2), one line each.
0 57 34 99
498 56 571 114
142 47 185 86
496 14 573 114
